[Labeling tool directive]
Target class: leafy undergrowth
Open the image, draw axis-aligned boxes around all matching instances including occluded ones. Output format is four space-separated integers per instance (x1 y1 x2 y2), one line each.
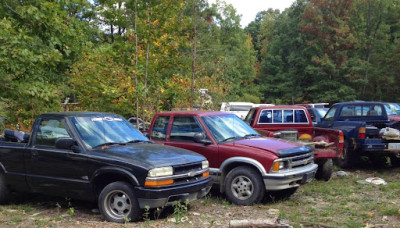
1 165 400 227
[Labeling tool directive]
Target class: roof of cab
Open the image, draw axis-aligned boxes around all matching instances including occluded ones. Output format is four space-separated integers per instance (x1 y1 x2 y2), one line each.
251 105 307 110
157 111 233 117
38 112 118 118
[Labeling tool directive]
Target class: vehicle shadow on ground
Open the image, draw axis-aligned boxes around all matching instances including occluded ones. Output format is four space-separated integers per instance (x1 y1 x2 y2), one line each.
337 155 400 172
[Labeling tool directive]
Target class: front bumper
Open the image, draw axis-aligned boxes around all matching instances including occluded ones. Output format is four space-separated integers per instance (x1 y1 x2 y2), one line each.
263 164 318 191
134 177 212 209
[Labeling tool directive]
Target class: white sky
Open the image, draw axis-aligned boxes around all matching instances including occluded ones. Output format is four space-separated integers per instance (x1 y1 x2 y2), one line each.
208 0 296 27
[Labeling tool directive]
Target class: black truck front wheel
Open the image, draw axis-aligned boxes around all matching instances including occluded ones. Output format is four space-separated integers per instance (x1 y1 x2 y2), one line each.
98 181 140 223
224 166 265 205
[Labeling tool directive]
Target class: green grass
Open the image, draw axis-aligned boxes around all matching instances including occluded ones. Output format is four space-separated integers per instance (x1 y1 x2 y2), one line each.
0 166 399 227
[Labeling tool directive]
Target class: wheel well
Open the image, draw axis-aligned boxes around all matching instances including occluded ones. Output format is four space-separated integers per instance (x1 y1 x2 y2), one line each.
92 173 134 197
219 162 262 193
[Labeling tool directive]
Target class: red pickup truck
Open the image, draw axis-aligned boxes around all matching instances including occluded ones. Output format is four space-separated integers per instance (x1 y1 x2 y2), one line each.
244 105 344 180
146 111 318 205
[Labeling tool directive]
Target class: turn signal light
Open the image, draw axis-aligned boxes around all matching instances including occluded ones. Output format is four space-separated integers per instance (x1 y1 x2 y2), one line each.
358 127 366 139
272 162 280 171
145 179 174 187
202 171 210 178
338 131 344 149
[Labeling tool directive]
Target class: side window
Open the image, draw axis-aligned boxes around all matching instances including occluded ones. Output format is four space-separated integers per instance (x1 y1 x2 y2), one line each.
273 110 282 123
35 119 70 147
170 116 203 142
340 105 355 117
294 110 308 123
151 116 170 140
283 110 294 123
366 105 382 116
259 110 272 123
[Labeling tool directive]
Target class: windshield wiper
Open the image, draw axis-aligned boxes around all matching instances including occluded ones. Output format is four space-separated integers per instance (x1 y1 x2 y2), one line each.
93 142 124 149
221 136 243 142
244 134 260 139
126 140 152 144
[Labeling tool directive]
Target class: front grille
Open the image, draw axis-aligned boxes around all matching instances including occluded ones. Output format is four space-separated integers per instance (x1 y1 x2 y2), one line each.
276 152 314 171
288 152 314 168
174 162 202 175
172 162 205 185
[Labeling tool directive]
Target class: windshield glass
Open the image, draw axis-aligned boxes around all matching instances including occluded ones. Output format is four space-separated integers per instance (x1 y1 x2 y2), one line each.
201 114 259 143
71 116 149 148
392 103 400 115
384 104 398 115
315 108 328 118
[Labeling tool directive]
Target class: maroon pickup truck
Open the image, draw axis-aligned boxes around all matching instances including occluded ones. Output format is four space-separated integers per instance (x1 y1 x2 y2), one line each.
244 105 344 180
146 111 318 205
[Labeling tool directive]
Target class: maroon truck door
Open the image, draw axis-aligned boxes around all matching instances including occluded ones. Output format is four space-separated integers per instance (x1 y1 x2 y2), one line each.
161 115 220 169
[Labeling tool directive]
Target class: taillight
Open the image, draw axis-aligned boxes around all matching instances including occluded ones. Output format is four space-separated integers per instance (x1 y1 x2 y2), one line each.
338 131 344 149
358 127 366 139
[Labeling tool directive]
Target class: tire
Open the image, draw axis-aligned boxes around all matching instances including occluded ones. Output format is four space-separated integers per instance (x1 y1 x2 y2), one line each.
98 181 140 223
335 141 354 168
315 159 333 181
391 156 400 167
0 173 10 203
266 187 298 201
224 166 265 205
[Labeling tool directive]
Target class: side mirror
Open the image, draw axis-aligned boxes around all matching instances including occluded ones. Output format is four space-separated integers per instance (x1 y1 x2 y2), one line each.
193 132 212 145
55 137 77 151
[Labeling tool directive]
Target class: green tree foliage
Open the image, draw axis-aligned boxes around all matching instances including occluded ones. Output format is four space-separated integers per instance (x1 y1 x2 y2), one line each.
254 0 400 104
3 0 400 129
300 0 357 103
0 0 93 127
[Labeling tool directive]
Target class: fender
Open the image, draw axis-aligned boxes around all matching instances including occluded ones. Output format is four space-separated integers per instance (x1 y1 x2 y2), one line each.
216 157 268 193
92 166 139 186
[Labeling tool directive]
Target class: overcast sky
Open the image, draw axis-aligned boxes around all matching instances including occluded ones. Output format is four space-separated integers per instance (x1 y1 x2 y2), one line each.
207 0 296 27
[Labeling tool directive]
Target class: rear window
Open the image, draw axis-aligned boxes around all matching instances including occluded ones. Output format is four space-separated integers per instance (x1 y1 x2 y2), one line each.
340 104 383 117
258 109 308 124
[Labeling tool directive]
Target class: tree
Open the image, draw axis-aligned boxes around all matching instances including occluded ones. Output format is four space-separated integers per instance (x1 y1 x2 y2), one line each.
0 0 94 127
300 0 357 103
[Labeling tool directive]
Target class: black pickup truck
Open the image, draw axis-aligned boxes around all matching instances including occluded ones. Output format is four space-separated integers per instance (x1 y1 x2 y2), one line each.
0 112 212 223
316 101 400 168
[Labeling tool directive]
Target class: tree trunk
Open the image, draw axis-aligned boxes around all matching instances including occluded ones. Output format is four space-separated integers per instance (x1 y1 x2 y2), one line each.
191 7 197 108
142 2 151 130
134 0 139 129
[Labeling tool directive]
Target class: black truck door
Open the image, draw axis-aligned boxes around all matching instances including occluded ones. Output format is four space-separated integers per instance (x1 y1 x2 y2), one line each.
26 117 91 199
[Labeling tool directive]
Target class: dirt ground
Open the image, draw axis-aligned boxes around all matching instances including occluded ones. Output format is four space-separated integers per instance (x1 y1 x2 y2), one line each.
1 166 400 228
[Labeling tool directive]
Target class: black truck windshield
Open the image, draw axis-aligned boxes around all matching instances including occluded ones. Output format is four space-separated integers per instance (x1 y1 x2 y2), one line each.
71 116 149 148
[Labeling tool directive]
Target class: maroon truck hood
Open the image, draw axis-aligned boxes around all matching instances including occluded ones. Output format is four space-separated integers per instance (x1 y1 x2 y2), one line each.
231 137 310 157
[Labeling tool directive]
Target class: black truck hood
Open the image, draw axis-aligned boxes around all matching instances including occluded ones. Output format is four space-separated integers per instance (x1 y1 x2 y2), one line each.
91 143 205 169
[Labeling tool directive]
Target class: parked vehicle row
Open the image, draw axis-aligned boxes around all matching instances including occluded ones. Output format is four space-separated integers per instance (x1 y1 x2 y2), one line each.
1 100 398 223
0 112 212 223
